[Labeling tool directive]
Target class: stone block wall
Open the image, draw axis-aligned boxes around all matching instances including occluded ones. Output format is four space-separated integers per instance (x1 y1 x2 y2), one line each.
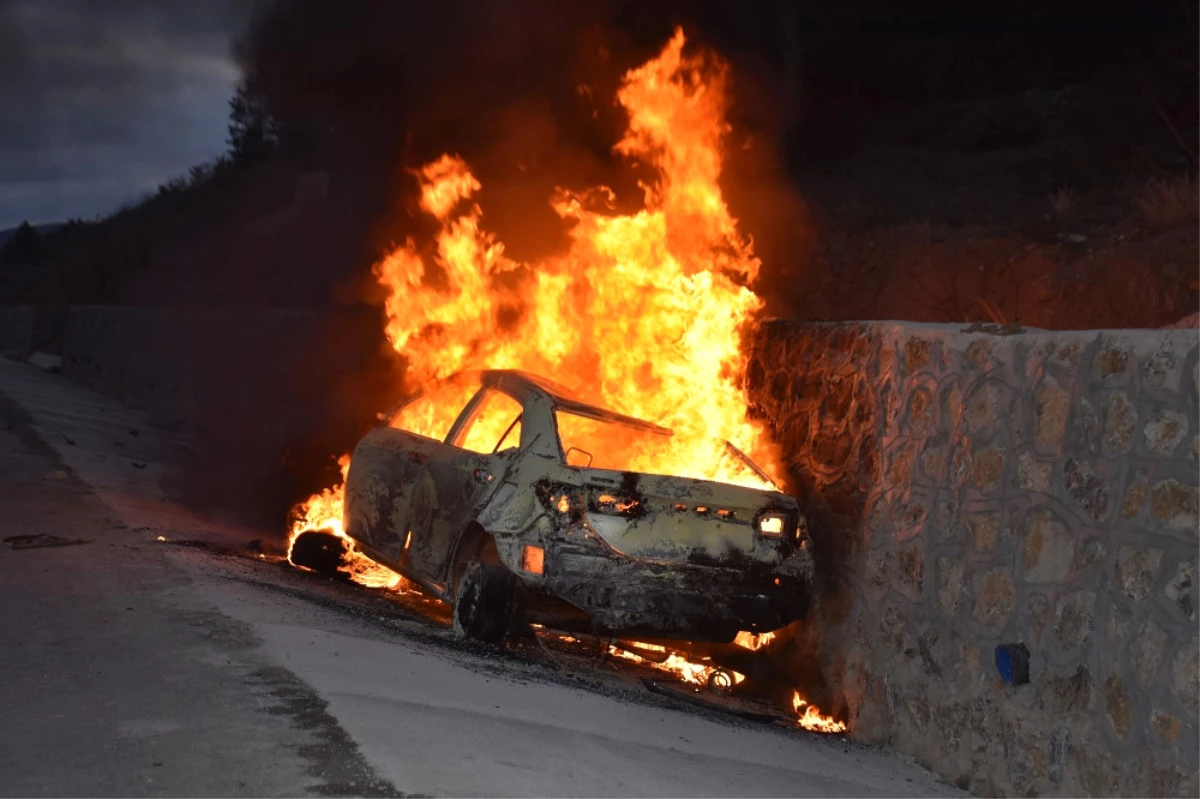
63 307 387 434
0 305 34 357
748 321 1199 797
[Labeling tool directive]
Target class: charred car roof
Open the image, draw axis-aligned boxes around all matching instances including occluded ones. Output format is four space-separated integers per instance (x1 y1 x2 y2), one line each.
471 370 674 436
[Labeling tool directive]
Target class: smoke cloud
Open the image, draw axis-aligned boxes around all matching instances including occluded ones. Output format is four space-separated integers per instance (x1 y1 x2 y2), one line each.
234 0 812 304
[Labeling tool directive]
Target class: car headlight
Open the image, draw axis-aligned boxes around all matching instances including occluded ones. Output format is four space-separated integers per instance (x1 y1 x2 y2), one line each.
758 514 786 537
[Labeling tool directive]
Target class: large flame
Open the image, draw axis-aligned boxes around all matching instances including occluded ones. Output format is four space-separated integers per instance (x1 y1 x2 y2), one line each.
374 27 776 489
284 28 843 734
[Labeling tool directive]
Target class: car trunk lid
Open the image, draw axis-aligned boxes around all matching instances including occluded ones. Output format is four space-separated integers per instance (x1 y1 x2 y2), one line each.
575 467 800 565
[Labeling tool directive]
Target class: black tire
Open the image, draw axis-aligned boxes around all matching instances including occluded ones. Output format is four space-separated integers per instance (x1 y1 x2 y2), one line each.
453 559 515 644
289 529 348 578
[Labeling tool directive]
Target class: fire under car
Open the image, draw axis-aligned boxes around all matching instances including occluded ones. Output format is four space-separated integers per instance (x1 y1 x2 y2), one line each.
291 370 814 644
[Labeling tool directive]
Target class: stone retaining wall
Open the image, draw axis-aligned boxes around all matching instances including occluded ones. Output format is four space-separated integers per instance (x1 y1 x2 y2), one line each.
60 306 402 524
0 305 34 357
749 321 1199 797
63 307 380 431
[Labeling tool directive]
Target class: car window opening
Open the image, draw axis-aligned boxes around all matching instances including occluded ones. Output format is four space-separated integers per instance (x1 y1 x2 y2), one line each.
457 389 524 454
555 411 675 474
556 409 774 486
388 375 482 441
494 414 523 454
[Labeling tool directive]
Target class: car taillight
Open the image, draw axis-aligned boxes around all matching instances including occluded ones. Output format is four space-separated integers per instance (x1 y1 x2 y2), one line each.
521 544 544 574
758 513 787 537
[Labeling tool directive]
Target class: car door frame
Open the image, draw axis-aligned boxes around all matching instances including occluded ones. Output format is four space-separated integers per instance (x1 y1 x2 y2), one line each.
342 381 502 598
418 385 530 580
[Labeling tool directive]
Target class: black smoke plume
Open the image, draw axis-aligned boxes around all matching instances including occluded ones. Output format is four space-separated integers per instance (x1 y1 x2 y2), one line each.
234 0 811 305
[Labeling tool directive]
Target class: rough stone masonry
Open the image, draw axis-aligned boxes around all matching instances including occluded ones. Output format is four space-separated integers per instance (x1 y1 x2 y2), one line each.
749 321 1199 797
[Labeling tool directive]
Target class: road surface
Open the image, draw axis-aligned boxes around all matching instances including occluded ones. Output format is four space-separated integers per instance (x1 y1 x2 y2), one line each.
0 358 960 797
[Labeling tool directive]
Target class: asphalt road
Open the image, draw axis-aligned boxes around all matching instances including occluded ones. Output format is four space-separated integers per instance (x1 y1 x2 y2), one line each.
0 358 961 798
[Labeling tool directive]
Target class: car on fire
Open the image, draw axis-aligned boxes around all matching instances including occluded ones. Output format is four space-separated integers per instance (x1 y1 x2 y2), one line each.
292 370 814 644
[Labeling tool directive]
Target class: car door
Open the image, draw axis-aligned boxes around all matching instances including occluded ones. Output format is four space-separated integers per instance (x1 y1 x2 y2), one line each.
413 387 524 580
342 425 449 574
342 380 479 579
342 382 522 587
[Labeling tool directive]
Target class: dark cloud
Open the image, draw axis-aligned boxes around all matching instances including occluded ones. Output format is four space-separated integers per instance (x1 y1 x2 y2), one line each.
0 0 251 227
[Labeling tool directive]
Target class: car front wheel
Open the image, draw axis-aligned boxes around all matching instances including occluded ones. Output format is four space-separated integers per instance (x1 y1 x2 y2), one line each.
453 559 514 644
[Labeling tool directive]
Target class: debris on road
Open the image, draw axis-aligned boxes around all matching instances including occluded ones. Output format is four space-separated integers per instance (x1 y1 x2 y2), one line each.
4 534 92 550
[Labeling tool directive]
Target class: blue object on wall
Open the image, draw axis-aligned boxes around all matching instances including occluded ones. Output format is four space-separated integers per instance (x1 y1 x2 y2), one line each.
995 643 1031 685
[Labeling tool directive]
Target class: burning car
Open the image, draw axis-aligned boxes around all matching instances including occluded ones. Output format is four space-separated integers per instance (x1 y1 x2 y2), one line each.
291 370 813 644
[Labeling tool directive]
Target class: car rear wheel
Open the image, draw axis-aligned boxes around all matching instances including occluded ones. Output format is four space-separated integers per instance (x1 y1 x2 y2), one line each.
289 529 348 579
453 559 514 644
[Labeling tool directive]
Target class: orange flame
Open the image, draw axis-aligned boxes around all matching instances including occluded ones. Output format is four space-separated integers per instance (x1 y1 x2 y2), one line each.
606 632 776 686
793 691 848 734
289 27 778 577
734 630 775 650
373 27 777 488
607 641 727 686
281 33 845 734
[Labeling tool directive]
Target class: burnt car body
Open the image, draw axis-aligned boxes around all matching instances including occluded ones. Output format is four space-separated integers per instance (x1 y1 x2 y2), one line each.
330 370 813 643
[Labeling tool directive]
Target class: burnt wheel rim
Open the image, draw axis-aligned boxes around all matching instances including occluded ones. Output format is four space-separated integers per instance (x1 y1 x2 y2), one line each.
454 565 483 632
